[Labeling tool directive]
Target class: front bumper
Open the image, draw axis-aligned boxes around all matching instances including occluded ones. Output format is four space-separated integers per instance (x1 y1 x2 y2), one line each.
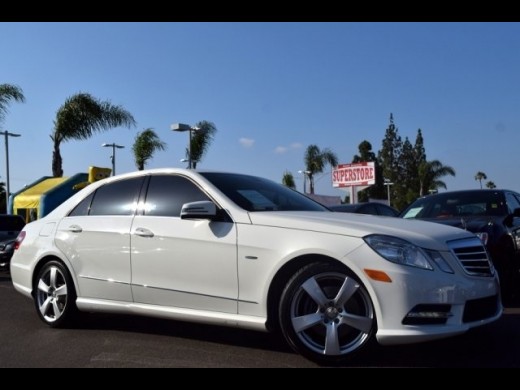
346 244 503 346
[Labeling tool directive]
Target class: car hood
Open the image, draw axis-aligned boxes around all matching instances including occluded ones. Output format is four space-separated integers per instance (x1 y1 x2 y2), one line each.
247 211 474 251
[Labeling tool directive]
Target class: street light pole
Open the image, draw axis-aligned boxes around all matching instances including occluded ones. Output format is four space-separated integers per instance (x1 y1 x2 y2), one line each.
384 178 394 206
102 143 125 176
0 130 21 212
171 123 199 169
298 170 311 194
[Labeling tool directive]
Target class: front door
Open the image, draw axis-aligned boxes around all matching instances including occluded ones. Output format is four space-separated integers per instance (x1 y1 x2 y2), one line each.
130 174 238 313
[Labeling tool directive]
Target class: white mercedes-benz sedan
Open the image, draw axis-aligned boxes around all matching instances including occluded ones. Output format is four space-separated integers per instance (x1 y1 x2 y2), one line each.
10 169 502 364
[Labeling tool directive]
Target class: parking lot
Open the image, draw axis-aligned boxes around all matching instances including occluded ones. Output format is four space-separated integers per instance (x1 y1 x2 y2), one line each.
0 273 519 368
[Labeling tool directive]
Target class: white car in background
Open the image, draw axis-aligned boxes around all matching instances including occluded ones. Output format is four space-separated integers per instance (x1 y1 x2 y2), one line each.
10 169 502 364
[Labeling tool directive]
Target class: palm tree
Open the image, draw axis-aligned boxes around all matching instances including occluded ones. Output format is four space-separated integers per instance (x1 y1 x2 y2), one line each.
475 171 487 189
51 93 136 177
419 160 456 196
486 181 497 189
304 145 338 194
188 120 217 169
0 84 25 124
132 128 167 170
282 171 296 190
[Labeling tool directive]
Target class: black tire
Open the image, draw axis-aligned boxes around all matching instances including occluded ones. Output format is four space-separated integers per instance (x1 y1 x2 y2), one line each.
279 262 376 365
34 260 78 328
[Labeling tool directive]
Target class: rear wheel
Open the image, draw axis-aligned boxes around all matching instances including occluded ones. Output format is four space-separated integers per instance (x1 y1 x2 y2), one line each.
279 262 376 364
34 261 77 328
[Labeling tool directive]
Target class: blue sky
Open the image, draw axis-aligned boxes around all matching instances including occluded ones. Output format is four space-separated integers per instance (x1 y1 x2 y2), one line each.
1 22 519 197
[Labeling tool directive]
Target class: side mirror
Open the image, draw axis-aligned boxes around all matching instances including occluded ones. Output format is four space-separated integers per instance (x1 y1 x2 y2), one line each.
180 201 218 220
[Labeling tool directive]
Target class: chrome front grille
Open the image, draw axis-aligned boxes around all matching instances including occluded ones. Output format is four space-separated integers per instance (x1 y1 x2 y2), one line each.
448 237 494 277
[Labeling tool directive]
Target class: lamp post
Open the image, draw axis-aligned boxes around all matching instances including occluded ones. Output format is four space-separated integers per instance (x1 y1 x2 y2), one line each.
0 130 21 211
102 143 125 176
171 123 199 169
298 170 311 194
384 178 394 206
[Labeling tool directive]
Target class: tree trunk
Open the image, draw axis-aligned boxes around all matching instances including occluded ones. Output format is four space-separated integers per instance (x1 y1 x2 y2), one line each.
309 175 315 194
52 139 63 177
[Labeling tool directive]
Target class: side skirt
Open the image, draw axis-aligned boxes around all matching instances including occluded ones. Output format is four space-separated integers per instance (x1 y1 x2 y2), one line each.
76 297 268 332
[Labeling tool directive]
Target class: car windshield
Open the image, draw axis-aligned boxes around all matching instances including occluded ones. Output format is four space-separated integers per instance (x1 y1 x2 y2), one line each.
401 191 507 219
200 172 330 212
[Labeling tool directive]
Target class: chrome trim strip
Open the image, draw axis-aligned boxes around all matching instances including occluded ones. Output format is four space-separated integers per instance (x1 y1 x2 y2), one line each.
131 283 258 305
78 275 258 305
79 275 130 285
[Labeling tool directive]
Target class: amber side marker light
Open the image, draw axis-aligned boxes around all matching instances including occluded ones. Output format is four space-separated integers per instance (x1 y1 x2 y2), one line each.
364 269 392 283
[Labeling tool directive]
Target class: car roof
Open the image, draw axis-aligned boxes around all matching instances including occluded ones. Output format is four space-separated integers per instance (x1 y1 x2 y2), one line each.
417 189 515 200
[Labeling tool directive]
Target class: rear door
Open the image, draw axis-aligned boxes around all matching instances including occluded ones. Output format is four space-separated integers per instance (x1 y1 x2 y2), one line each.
55 177 145 301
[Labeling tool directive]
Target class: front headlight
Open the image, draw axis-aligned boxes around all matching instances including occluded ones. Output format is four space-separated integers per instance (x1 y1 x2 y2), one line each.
364 235 434 271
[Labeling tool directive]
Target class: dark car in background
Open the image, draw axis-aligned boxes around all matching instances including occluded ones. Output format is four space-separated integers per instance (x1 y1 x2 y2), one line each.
401 189 520 302
0 215 25 272
330 202 399 217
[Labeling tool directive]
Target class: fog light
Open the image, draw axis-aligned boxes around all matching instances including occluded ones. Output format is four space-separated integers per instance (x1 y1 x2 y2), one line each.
402 304 453 325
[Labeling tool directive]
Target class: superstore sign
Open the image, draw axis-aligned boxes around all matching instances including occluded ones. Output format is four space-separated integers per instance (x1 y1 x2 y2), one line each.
332 162 375 187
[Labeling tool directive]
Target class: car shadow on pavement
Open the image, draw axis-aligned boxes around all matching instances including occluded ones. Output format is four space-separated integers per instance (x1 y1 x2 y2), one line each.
75 311 294 355
72 307 520 368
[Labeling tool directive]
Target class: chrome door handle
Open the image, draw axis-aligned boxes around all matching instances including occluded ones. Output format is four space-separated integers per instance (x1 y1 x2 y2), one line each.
67 225 83 233
134 227 154 238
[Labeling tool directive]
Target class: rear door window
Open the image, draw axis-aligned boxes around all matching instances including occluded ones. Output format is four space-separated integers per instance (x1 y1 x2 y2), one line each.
87 177 144 216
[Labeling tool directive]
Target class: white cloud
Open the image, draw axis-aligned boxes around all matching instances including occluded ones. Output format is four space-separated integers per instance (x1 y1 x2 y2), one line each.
239 138 255 148
274 142 302 154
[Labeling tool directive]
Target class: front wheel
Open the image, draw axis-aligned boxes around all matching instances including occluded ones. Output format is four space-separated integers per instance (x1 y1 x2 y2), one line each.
279 262 376 364
34 260 77 328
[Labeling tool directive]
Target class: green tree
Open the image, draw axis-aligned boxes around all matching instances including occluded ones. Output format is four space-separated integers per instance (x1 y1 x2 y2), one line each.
132 128 167 170
398 137 418 208
378 114 403 207
51 93 136 177
0 84 25 212
486 181 496 189
419 160 456 196
413 129 426 166
304 144 338 194
352 140 376 163
411 129 427 195
282 171 296 190
188 120 217 169
0 83 25 124
475 171 487 189
352 140 384 202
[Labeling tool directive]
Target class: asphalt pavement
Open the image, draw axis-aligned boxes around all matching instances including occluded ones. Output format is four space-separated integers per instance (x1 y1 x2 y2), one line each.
0 273 519 368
